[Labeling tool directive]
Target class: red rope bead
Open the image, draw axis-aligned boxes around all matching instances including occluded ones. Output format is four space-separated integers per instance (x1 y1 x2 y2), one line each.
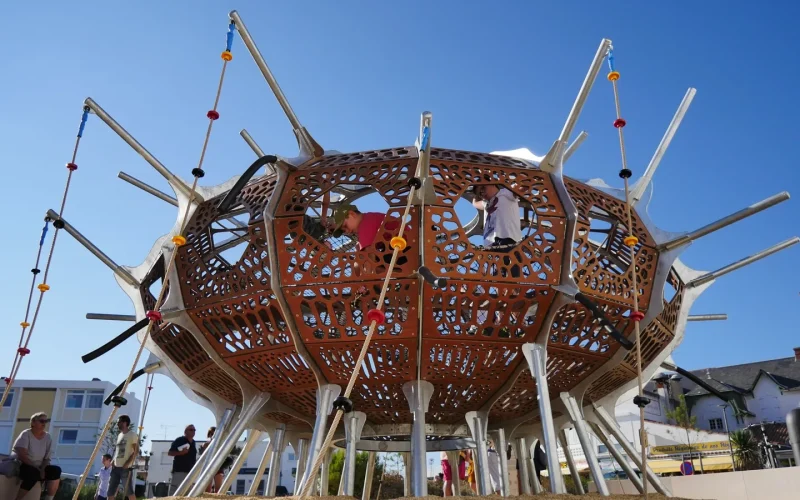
630 311 645 322
66 163 78 171
366 309 385 325
207 110 220 120
3 378 9 385
613 118 627 128
146 310 163 322
17 347 30 356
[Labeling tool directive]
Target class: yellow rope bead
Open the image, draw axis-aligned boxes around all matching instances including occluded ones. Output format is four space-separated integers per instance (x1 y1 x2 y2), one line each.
38 284 50 292
607 71 620 81
172 235 187 246
221 51 233 61
624 235 639 247
390 236 407 251
20 321 30 328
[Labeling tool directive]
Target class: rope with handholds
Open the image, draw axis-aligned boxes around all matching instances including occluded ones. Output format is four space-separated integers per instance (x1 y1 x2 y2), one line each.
70 22 237 500
298 175 420 498
0 106 90 409
606 44 650 499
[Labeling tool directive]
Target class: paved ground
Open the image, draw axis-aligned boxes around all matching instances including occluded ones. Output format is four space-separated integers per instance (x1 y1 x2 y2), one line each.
184 494 697 499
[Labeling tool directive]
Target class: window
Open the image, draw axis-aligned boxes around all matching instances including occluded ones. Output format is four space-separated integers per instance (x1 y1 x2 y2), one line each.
291 467 297 477
598 445 608 453
86 392 104 408
257 480 265 495
65 392 84 409
709 418 724 431
59 429 78 444
288 453 295 461
2 390 13 407
235 479 246 495
65 390 105 409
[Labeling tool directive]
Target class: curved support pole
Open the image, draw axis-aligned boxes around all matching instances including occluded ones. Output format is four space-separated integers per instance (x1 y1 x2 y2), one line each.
563 131 588 164
557 39 612 146
630 88 696 206
560 392 608 496
219 429 263 493
514 437 532 495
82 318 149 363
493 428 511 496
118 172 179 206
187 393 270 496
404 380 434 497
46 209 138 287
342 411 367 496
558 429 586 495
174 407 235 496
217 155 278 213
521 344 565 493
262 161 326 386
102 361 161 406
589 422 643 494
466 411 492 495
687 314 727 322
247 436 274 496
229 11 323 158
83 98 195 199
265 425 286 496
297 384 341 492
660 192 790 251
688 237 800 288
293 437 310 495
85 313 136 321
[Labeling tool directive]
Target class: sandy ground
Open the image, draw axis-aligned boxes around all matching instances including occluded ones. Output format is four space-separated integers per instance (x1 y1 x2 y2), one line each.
182 495 695 500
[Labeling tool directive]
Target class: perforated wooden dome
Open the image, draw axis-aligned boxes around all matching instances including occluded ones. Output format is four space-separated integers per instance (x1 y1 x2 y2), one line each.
137 145 676 431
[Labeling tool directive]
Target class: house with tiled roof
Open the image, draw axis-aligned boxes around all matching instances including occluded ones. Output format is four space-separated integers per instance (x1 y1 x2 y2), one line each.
680 348 800 434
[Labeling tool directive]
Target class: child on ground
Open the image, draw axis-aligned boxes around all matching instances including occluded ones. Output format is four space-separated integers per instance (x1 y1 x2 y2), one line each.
95 454 112 500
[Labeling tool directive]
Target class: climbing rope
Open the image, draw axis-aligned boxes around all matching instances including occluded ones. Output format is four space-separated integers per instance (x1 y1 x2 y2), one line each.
70 23 236 500
299 176 421 499
0 107 90 409
606 45 649 499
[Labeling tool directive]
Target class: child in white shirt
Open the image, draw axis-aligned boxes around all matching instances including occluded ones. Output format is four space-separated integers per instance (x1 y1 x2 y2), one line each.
96 454 112 500
472 184 522 248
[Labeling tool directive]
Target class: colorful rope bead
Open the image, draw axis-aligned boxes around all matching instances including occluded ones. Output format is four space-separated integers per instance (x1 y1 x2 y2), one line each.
407 177 422 189
630 311 645 322
607 71 620 81
66 163 78 171
221 51 233 61
390 236 407 251
20 321 30 328
38 284 50 292
367 309 385 325
619 169 632 179
146 310 163 322
207 110 220 120
613 118 627 128
623 235 639 247
17 347 30 356
172 235 187 246
192 168 205 178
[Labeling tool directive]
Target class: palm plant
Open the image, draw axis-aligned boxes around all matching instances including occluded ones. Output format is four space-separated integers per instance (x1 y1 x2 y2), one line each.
729 429 760 470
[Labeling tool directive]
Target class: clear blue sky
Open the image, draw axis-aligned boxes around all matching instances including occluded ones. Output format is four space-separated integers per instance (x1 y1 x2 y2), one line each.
2 1 799 453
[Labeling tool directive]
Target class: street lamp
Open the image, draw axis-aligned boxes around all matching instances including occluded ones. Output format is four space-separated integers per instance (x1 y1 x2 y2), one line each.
719 404 736 471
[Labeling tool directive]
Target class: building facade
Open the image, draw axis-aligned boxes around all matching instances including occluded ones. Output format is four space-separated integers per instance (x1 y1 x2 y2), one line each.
0 378 141 476
147 437 298 496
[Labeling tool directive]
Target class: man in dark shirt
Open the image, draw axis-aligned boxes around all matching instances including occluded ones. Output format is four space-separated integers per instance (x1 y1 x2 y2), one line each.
167 424 197 495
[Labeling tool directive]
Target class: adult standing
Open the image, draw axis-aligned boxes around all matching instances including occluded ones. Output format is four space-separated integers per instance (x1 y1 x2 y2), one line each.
439 451 452 497
11 412 61 500
199 426 225 493
167 424 198 494
107 415 138 500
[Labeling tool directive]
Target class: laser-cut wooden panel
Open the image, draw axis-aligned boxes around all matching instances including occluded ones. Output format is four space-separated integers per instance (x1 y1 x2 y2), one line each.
187 292 292 358
151 323 212 375
262 411 311 429
276 158 415 216
548 301 631 358
286 279 419 344
193 365 243 405
227 347 318 394
424 207 565 285
428 151 564 216
585 363 639 403
275 207 419 286
424 280 553 342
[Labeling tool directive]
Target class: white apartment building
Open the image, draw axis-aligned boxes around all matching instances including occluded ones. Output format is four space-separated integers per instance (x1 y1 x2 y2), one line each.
0 378 141 477
147 436 298 496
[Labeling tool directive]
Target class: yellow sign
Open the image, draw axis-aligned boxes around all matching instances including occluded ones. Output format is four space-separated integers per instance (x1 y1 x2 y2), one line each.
650 441 730 455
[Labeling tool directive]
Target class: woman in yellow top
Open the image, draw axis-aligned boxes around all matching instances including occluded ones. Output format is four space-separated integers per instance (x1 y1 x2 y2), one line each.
460 450 477 493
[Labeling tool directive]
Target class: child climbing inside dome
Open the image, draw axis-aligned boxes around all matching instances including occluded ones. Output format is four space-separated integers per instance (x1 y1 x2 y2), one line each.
330 203 387 251
471 183 522 249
